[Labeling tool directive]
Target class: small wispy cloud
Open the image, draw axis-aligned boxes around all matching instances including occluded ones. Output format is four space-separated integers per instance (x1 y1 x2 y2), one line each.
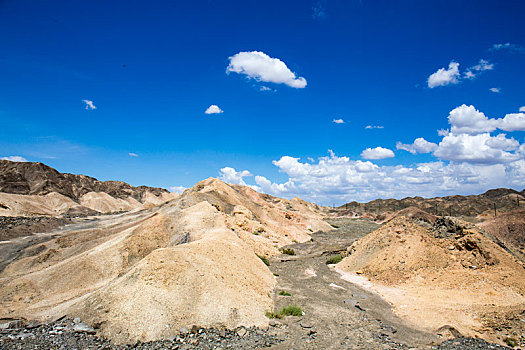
82 99 97 110
464 59 493 79
489 87 501 93
332 118 344 124
169 186 186 194
490 43 525 53
205 105 223 114
1 155 28 162
312 0 327 19
520 106 525 113
259 86 273 92
365 125 384 129
128 152 138 157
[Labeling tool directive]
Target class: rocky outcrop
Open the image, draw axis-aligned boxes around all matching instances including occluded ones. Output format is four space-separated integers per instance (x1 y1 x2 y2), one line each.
0 160 168 202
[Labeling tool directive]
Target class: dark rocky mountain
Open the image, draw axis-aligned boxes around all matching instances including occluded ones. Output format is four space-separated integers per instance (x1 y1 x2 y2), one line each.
338 188 525 217
0 160 168 202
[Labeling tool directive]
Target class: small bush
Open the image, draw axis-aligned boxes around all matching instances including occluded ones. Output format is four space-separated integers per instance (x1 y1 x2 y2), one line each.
265 310 283 319
279 305 303 316
505 337 517 347
326 254 343 265
257 254 270 266
252 232 260 235
331 224 340 228
278 290 291 296
281 248 295 255
273 273 279 276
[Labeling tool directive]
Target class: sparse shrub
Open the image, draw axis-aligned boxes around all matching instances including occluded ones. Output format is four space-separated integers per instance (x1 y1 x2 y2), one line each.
281 248 295 255
257 254 270 266
278 290 291 296
279 305 303 316
331 224 340 228
265 310 283 319
308 228 313 232
273 273 279 276
326 254 343 265
252 232 260 235
505 337 517 347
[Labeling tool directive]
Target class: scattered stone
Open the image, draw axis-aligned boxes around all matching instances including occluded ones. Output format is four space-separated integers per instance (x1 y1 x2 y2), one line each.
300 321 313 329
72 322 96 334
179 326 189 334
237 327 247 337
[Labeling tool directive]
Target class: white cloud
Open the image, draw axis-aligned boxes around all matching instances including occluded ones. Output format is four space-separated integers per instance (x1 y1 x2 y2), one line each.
169 186 186 194
427 61 460 88
82 99 96 110
227 51 307 89
219 167 252 186
215 105 525 205
520 106 525 113
434 133 520 164
361 147 395 160
448 104 498 135
365 125 384 129
446 104 525 134
489 87 501 93
128 153 138 157
259 86 273 92
205 105 223 114
1 155 27 162
332 118 344 124
490 43 525 53
498 113 525 132
464 59 493 79
396 138 438 154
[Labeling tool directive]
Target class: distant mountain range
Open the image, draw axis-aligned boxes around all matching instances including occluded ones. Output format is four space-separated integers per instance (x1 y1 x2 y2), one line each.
338 188 525 217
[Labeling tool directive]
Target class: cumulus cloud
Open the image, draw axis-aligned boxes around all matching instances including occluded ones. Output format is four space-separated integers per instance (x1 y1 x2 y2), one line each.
169 186 186 194
489 87 501 93
1 155 27 162
216 105 525 205
434 133 520 164
365 125 384 129
205 105 223 114
361 147 395 160
219 167 253 186
427 61 460 88
498 113 525 132
396 138 438 154
447 104 498 135
227 51 307 88
82 99 96 110
332 118 344 124
464 59 493 79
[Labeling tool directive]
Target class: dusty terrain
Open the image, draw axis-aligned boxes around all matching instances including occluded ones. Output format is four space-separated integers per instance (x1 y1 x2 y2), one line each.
336 216 525 347
1 218 512 349
0 177 331 344
478 209 525 263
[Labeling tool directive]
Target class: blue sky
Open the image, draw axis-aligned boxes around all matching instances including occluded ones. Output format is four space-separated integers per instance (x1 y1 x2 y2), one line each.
1 0 524 204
